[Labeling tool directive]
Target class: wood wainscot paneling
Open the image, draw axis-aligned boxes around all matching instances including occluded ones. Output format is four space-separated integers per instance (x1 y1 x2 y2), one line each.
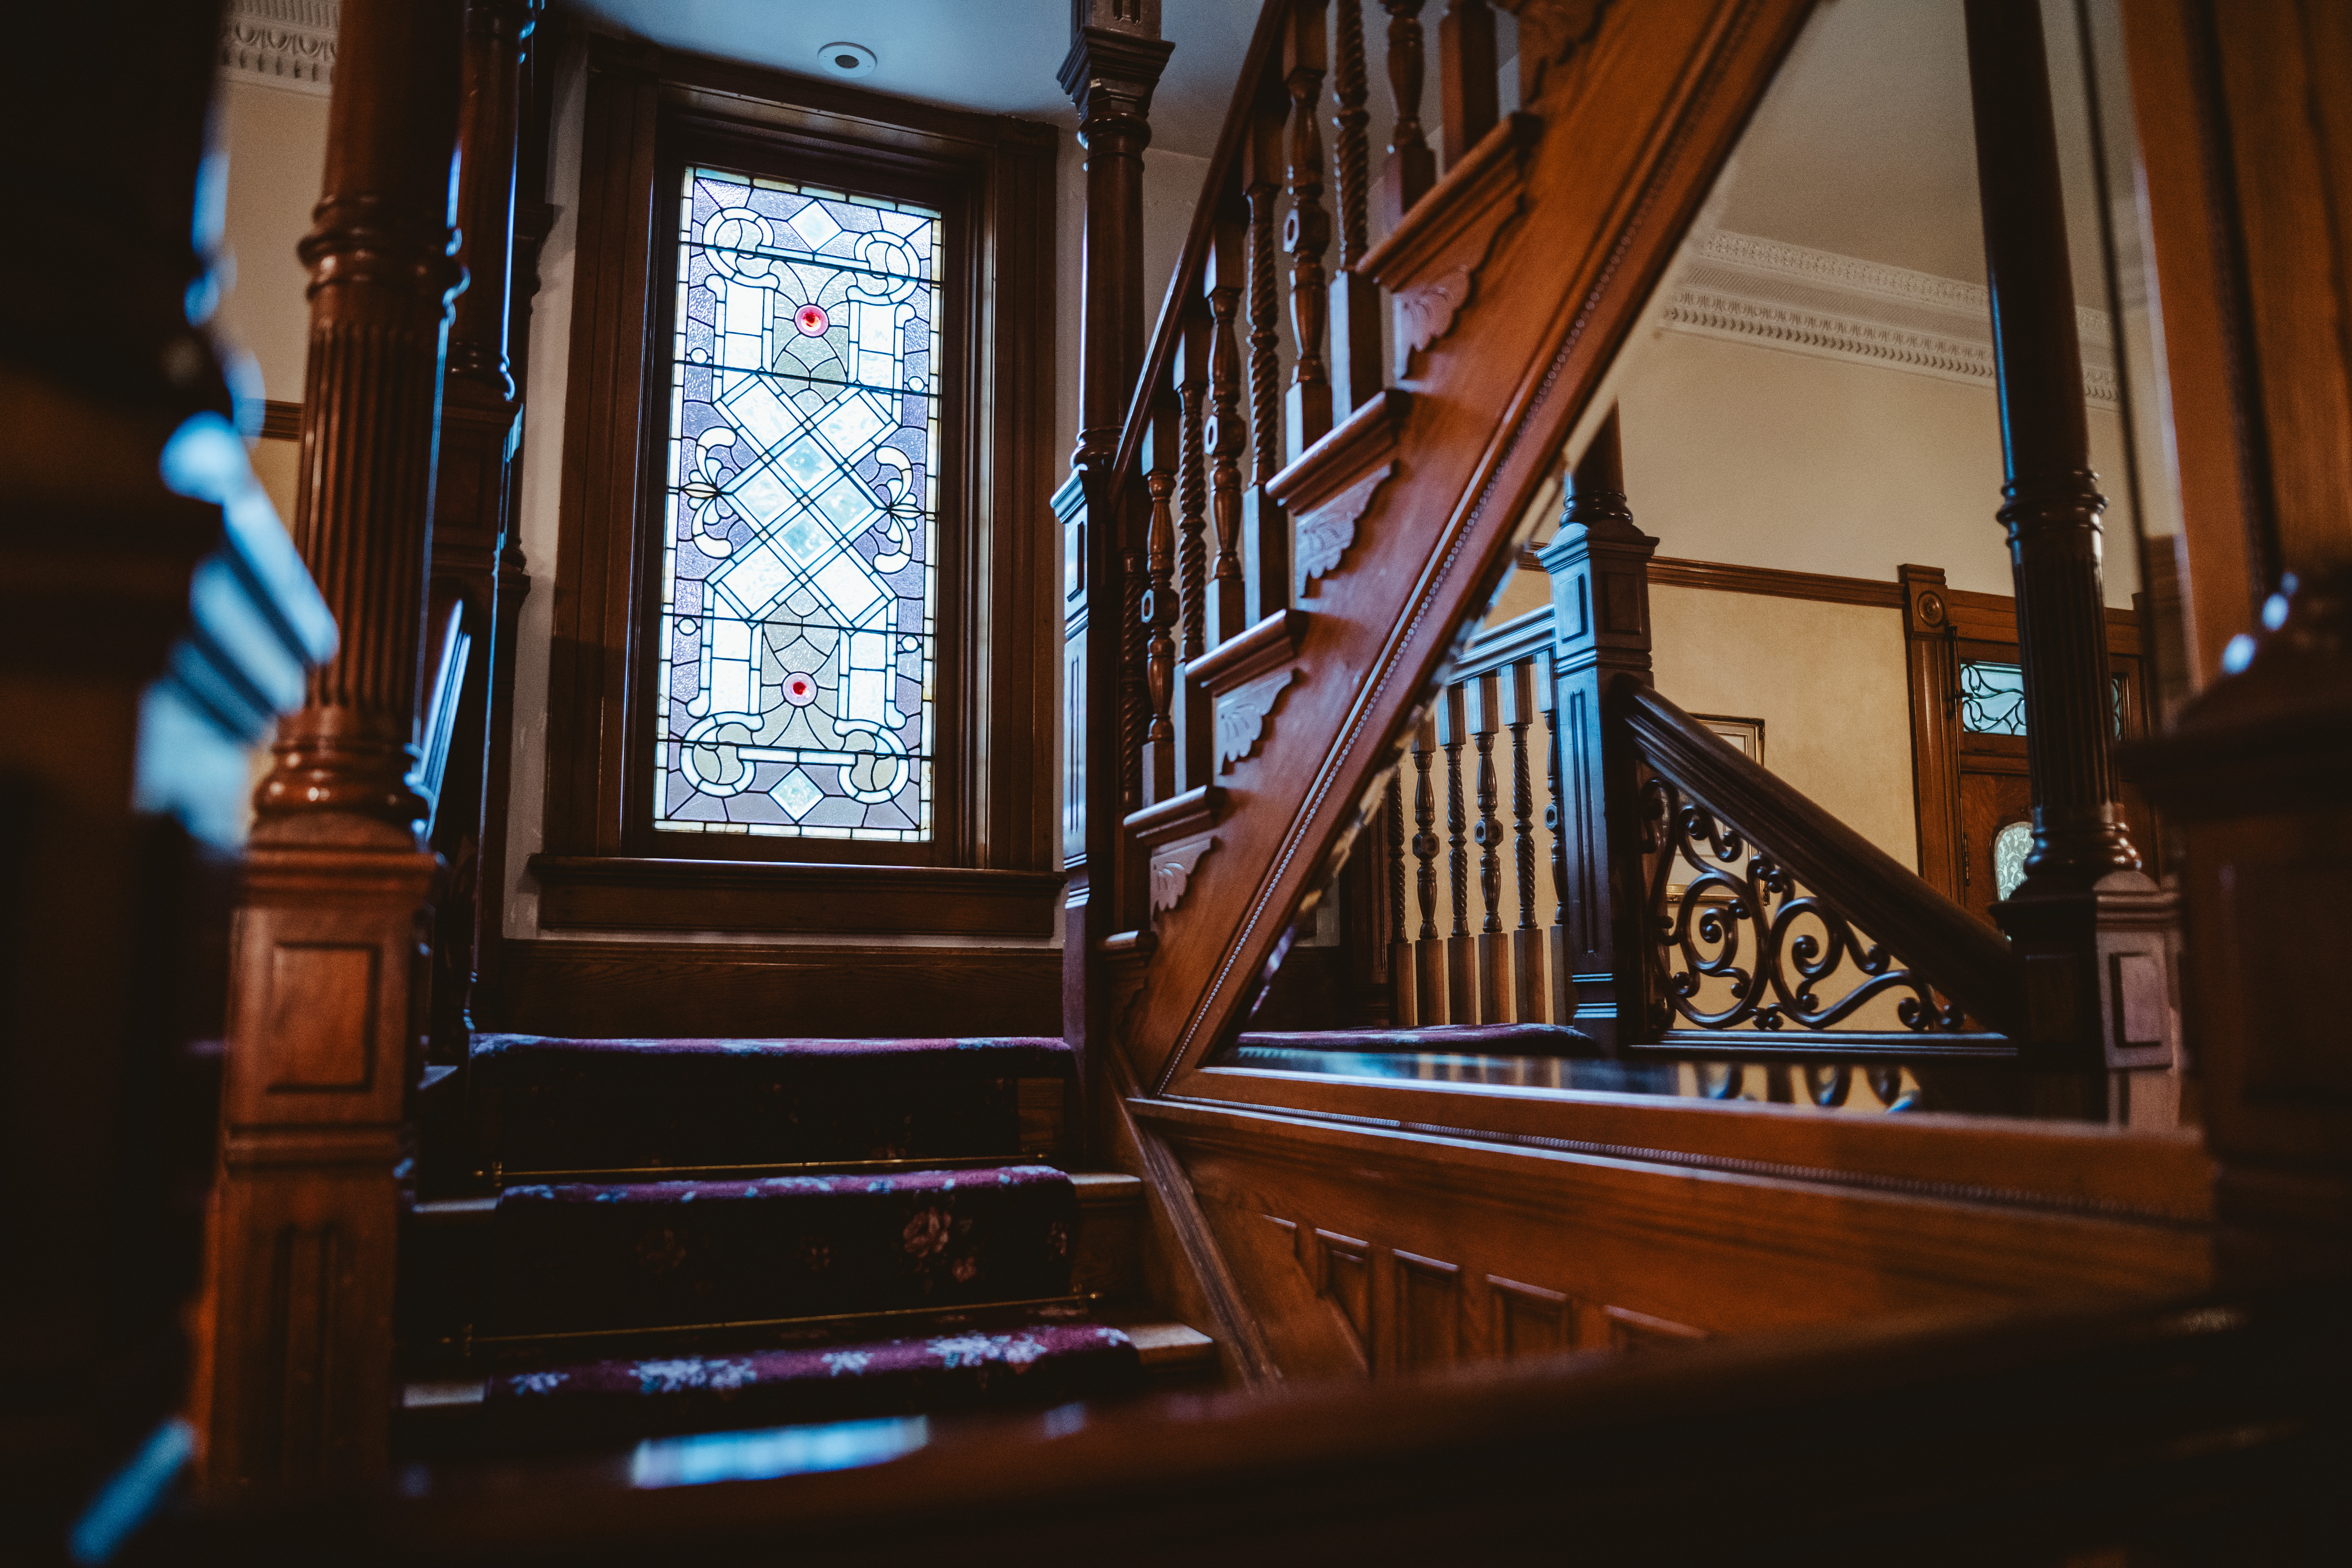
1134 1090 2209 1382
497 938 1061 1038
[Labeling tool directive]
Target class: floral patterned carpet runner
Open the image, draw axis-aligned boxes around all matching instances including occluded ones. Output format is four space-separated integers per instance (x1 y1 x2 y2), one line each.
413 1033 1144 1450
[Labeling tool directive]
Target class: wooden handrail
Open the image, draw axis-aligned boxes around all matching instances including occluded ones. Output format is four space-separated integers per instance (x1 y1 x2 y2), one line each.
417 588 472 835
1621 681 2029 1038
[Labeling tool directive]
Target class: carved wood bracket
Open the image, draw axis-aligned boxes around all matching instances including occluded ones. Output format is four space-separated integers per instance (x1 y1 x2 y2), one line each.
1190 608 1309 774
1271 388 1412 598
1126 784 1227 921
1503 0 1617 109
1361 113 1544 377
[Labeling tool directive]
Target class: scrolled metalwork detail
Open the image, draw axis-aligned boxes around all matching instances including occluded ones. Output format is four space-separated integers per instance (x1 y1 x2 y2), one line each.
1641 777 1965 1034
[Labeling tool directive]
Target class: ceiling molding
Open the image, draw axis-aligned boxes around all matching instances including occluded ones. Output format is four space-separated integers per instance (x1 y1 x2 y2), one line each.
1662 229 2118 409
219 0 338 98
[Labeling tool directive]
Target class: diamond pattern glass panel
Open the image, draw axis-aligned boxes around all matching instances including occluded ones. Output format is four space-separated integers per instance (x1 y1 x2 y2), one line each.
653 166 943 841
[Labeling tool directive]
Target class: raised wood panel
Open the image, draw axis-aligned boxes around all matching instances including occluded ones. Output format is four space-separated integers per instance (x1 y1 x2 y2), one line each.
1605 1304 1709 1351
1390 1249 1464 1372
494 938 1060 1038
1143 1096 2208 1383
1315 1227 1375 1354
1488 1275 1575 1360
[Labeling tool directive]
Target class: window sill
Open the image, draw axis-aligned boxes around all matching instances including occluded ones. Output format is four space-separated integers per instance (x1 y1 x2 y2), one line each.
528 856 1065 937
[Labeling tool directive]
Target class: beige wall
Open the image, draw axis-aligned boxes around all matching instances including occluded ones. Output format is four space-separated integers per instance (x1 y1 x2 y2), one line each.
212 80 328 406
1611 328 2140 606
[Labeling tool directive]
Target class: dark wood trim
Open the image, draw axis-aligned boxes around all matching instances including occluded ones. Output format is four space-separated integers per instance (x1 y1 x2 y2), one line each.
1901 564 1966 899
528 856 1063 936
1166 1063 2213 1224
1899 562 2157 908
499 937 1060 1037
539 32 1058 892
1647 556 1905 608
258 399 303 442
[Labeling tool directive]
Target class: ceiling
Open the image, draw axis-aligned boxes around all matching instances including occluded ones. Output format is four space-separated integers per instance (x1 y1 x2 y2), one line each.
1710 0 2108 299
565 0 1262 157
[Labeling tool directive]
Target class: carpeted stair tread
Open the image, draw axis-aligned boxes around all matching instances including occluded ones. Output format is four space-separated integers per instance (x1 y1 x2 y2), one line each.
471 1033 1072 1174
403 1320 1142 1450
484 1164 1079 1336
1235 1021 1598 1058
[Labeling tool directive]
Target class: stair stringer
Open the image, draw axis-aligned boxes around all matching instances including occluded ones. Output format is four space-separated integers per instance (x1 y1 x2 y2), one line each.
1123 0 1816 1096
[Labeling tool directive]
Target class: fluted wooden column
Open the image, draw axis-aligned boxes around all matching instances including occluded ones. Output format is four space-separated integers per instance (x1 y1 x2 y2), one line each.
202 0 465 1495
1060 0 1172 1112
428 0 539 1060
1964 0 2167 1109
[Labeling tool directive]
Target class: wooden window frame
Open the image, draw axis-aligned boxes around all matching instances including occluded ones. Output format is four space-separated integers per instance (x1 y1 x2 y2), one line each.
1899 564 2155 909
533 38 1062 935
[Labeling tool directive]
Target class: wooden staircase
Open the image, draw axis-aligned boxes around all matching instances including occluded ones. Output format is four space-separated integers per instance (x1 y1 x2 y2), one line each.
391 1035 1211 1459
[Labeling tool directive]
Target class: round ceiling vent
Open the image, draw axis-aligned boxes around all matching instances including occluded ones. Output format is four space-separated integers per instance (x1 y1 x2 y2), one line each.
819 41 876 78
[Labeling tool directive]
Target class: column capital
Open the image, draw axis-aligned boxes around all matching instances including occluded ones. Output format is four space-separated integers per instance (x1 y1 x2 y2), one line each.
1059 24 1174 141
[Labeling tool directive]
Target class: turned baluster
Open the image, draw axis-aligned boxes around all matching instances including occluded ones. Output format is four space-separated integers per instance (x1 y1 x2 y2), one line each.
1329 0 1381 416
1379 0 1437 228
1140 439 1178 806
1242 86 1289 622
1283 0 1333 461
1387 768 1414 1024
1437 682 1475 1022
1120 467 1149 814
1204 219 1249 647
1410 715 1447 1021
1439 0 1498 169
1537 653 1576 1023
1467 671 1509 1021
1176 299 1211 664
1502 656 1545 1021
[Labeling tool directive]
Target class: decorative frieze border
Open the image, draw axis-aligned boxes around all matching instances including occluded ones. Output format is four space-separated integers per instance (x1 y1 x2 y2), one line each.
220 0 339 98
1661 229 2118 409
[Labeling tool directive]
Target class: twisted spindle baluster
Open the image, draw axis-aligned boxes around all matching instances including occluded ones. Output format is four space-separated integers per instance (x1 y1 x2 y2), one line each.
1205 225 1248 644
1243 96 1287 621
1283 0 1333 460
1175 303 1209 663
1120 495 1147 813
1139 464 1177 805
1328 0 1381 414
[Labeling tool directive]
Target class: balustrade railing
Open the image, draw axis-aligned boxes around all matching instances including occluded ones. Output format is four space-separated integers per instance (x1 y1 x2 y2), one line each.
1090 0 1517 934
1621 684 2029 1055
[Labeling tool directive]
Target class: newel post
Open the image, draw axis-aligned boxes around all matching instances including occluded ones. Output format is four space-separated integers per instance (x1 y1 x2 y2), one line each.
428 0 539 1061
1060 0 1172 1095
1537 410 1656 1051
1963 0 2176 1111
200 0 465 1495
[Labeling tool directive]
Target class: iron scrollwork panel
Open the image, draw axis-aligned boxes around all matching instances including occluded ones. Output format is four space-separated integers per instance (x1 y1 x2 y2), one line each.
1638 777 1967 1035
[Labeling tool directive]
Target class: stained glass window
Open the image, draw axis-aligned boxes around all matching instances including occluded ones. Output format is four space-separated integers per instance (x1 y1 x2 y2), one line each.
1958 662 2128 739
652 165 942 841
